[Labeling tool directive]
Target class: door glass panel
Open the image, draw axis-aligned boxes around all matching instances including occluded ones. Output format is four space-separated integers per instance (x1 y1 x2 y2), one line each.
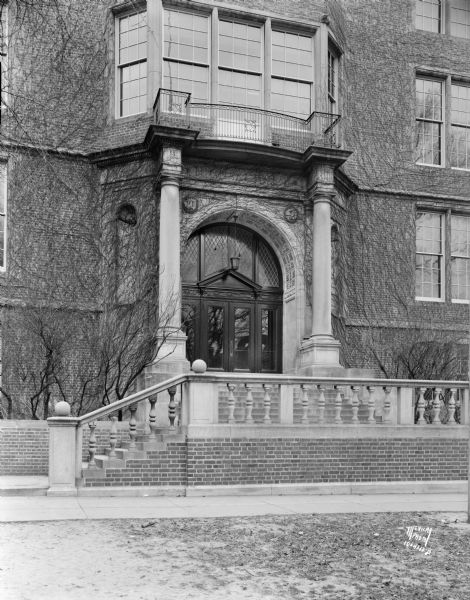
207 305 224 368
182 304 196 364
234 307 250 370
261 309 275 371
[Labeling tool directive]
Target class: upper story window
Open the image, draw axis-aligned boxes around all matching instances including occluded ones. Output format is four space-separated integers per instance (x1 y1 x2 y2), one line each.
0 4 7 122
451 214 470 300
117 10 147 117
415 77 443 165
450 0 470 39
416 0 442 33
163 10 209 104
0 162 6 270
162 8 317 119
271 31 313 118
450 82 470 169
218 20 262 108
416 75 470 169
327 47 338 114
416 212 444 300
416 210 470 302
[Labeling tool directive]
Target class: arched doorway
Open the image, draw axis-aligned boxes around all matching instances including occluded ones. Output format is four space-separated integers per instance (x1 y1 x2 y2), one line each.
182 223 283 372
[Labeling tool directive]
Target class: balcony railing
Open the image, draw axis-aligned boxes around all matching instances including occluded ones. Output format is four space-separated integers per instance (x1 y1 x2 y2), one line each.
154 89 341 152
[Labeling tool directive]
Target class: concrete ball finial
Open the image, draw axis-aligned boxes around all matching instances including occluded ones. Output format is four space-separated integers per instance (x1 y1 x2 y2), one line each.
191 359 207 374
55 401 71 417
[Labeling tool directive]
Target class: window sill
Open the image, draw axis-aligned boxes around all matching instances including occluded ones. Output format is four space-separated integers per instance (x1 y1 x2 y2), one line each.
415 296 445 303
415 162 445 169
450 166 470 173
451 298 470 304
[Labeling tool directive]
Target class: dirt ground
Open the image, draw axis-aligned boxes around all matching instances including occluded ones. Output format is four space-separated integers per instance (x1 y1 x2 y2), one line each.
1 512 470 599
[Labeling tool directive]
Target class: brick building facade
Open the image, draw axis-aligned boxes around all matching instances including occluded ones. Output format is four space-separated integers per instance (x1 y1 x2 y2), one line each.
0 0 469 419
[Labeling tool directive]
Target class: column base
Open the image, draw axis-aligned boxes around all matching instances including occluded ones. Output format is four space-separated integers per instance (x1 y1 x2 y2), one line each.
136 331 190 425
298 335 344 376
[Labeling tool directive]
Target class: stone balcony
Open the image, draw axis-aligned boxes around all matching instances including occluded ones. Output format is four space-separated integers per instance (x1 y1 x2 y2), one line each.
153 88 341 154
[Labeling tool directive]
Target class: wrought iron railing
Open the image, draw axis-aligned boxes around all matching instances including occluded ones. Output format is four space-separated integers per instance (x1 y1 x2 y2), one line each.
154 88 341 152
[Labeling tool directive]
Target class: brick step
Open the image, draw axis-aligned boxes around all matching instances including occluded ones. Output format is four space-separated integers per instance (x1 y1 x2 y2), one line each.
81 432 186 484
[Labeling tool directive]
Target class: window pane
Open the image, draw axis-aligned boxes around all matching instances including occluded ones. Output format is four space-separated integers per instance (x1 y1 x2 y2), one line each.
450 1 470 39
218 69 262 107
416 78 442 121
416 0 441 32
218 20 262 72
234 307 250 370
416 212 442 253
415 120 441 164
261 309 275 371
207 306 224 369
120 62 147 117
271 30 313 81
119 11 147 63
451 215 470 256
271 77 311 118
416 254 441 297
164 9 209 64
164 61 209 102
416 212 443 298
203 226 228 276
451 257 470 299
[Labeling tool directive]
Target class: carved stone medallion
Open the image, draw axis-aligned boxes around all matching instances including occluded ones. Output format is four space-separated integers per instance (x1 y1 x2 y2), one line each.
284 205 299 224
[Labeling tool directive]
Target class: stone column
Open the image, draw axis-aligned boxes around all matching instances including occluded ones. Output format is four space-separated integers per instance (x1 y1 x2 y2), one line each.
299 165 342 375
145 143 190 393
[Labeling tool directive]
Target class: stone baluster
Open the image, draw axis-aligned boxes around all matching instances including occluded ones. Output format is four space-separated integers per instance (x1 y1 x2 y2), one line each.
245 384 254 424
416 387 427 425
263 384 272 424
300 385 309 424
109 416 118 457
168 386 177 430
334 386 343 424
351 386 360 424
148 395 157 439
129 404 137 449
367 386 376 424
447 388 457 425
317 385 326 424
431 388 442 425
382 387 392 424
227 383 236 424
88 422 97 468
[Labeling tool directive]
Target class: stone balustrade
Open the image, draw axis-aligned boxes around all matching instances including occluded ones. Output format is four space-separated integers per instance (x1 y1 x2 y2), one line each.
47 361 469 495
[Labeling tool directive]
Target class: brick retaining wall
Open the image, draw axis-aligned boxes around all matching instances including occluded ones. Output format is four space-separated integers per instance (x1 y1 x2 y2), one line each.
0 421 49 475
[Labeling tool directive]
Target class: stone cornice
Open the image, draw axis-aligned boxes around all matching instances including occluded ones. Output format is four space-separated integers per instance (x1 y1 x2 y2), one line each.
144 125 199 155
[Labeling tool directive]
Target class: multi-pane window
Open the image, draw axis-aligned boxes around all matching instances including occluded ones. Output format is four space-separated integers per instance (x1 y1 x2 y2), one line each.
416 0 441 32
163 9 210 103
451 215 470 300
218 20 262 108
415 78 443 165
117 11 147 117
0 4 7 121
271 31 313 118
450 0 470 39
450 83 470 169
327 49 338 114
416 212 444 299
416 212 470 301
0 162 6 270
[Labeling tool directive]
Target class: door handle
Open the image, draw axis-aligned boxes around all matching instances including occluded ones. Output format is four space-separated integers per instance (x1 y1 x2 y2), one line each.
229 340 234 357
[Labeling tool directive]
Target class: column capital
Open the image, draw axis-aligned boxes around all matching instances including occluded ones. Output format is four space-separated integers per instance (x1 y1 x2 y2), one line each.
156 144 183 185
306 162 336 203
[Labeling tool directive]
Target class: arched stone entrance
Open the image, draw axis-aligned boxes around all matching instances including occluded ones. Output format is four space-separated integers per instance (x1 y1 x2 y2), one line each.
182 223 283 372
